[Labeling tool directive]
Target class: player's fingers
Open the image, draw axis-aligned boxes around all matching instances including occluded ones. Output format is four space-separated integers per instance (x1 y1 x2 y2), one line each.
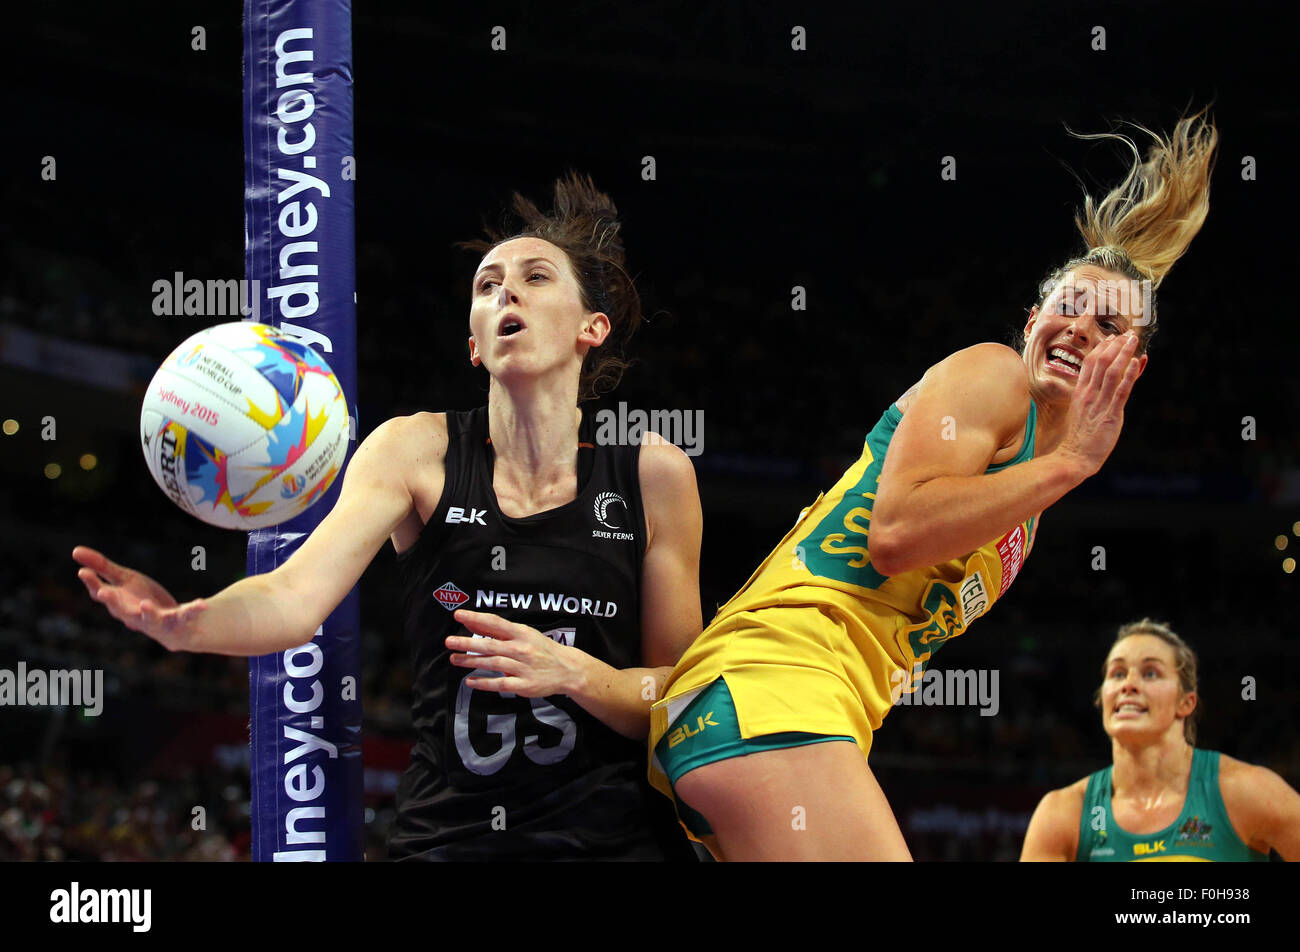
463 675 522 694
98 589 139 630
88 583 112 614
143 604 175 639
1076 335 1118 394
445 632 518 657
95 585 122 614
77 568 104 598
1110 355 1143 409
1073 344 1098 393
1099 336 1139 395
1080 335 1122 401
72 546 109 575
72 545 125 582
452 609 523 639
450 653 520 675
138 599 162 630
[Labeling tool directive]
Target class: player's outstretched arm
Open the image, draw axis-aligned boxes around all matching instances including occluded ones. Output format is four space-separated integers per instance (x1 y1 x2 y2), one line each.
1020 784 1084 861
448 439 703 739
870 335 1141 576
74 415 443 656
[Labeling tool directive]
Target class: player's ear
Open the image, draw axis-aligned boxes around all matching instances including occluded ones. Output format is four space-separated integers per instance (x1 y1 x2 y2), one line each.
1136 352 1149 378
1024 305 1039 338
578 312 610 348
468 335 482 367
1177 690 1197 719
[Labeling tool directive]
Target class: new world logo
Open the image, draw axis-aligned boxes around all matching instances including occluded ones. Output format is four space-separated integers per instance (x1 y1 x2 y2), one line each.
434 582 469 611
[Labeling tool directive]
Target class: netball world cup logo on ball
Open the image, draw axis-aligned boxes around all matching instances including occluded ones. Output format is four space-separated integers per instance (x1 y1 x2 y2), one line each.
177 343 205 368
280 473 306 499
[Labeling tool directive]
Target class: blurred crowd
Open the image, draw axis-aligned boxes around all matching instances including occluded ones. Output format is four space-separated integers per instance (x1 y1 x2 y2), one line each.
0 760 248 862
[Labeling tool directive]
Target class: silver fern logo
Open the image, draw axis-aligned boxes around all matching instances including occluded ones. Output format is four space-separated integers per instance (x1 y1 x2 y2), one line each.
594 491 627 530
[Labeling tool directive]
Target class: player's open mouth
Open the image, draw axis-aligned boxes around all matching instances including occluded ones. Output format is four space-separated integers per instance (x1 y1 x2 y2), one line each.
1046 346 1083 377
497 315 527 338
1114 701 1147 716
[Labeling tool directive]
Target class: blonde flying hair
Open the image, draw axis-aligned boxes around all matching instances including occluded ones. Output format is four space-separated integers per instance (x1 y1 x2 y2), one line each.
1033 107 1219 352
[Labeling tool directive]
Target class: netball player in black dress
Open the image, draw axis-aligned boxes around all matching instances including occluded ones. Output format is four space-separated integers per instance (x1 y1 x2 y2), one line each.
74 174 703 860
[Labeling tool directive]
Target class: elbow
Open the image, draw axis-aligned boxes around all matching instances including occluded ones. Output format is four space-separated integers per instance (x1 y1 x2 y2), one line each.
867 526 908 577
867 492 917 577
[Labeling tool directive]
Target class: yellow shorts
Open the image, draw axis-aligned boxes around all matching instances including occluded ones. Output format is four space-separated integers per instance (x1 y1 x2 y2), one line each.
647 599 908 811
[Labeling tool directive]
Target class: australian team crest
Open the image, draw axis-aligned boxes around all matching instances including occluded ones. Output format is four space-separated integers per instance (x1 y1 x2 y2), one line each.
1175 815 1213 845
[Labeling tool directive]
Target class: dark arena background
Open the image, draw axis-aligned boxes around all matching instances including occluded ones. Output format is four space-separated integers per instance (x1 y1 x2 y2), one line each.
0 0 1295 909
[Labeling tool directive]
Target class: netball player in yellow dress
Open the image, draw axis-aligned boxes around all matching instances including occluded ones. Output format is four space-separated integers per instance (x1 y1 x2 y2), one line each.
649 111 1219 860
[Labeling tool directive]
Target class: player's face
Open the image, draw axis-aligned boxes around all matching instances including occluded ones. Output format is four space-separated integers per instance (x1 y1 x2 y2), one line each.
467 237 609 389
1099 635 1195 743
1022 265 1148 404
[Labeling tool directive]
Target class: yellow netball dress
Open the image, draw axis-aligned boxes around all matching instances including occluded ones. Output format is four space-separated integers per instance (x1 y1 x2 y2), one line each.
649 400 1039 834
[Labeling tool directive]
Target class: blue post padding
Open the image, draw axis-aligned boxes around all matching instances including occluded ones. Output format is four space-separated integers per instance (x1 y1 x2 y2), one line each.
243 0 363 861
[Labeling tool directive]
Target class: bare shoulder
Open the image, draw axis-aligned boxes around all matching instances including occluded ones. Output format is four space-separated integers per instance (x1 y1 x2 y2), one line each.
355 412 448 467
1215 752 1300 854
345 412 449 506
1218 752 1293 805
637 434 697 493
1041 776 1090 817
1022 776 1088 861
887 342 1032 481
637 436 701 549
370 413 450 552
923 343 1030 398
384 411 448 450
400 411 449 458
902 343 1030 425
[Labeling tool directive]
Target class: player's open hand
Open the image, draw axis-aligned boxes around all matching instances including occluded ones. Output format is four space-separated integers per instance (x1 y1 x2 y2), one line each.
1055 331 1145 478
72 546 205 651
447 609 586 698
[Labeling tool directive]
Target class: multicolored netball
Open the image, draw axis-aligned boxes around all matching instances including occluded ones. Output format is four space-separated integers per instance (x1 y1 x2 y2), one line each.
139 322 349 529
